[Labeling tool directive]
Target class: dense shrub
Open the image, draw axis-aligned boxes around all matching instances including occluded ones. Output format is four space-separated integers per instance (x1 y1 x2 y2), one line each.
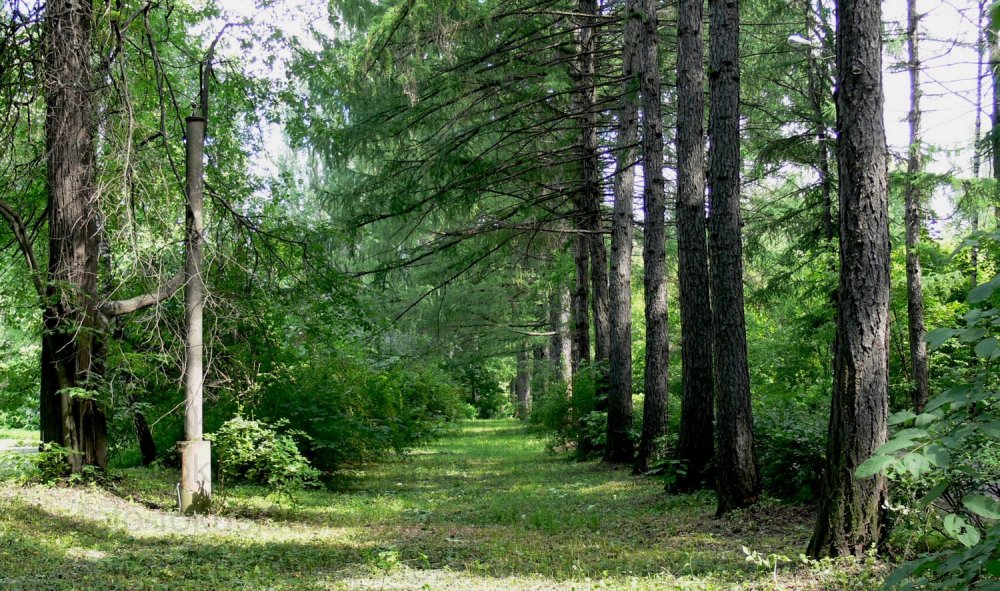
208 416 320 493
258 353 467 471
754 404 826 502
454 362 511 419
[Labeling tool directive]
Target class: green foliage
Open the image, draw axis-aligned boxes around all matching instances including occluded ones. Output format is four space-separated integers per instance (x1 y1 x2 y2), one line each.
863 270 1000 590
754 404 827 502
209 416 320 495
454 361 511 419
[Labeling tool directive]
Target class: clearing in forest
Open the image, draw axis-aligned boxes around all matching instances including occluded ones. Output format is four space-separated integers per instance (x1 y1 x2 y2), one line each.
0 420 880 590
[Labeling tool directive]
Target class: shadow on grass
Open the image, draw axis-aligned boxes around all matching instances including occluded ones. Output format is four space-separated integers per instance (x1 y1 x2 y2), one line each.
7 420 822 588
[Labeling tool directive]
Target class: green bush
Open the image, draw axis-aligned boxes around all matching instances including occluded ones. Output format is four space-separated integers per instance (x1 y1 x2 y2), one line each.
864 272 1000 590
754 404 826 501
259 355 467 471
208 416 321 494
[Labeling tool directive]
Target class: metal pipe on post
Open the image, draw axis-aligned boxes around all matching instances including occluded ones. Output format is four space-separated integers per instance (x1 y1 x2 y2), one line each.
179 112 211 515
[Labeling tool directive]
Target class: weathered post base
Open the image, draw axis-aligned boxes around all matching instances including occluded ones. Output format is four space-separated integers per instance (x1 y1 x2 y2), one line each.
179 440 211 515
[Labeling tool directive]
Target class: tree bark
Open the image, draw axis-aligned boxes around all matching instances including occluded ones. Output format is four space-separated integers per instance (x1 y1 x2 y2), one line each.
549 284 573 387
708 0 760 514
904 0 929 413
575 0 611 405
571 233 591 373
634 0 670 475
674 0 715 489
605 0 640 465
39 0 108 472
807 0 890 558
515 348 532 420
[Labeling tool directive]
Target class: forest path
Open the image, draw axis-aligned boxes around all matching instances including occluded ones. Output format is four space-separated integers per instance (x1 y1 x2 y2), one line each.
0 420 856 590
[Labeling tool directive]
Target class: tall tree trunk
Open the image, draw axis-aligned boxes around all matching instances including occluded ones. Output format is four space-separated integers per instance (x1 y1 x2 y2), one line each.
576 0 611 406
806 0 835 243
39 0 108 472
605 0 640 465
972 0 986 287
549 284 573 387
991 6 1000 223
807 0 890 558
571 234 591 373
515 348 532 420
708 0 760 515
634 0 670 475
674 0 715 489
904 0 929 413
532 343 550 400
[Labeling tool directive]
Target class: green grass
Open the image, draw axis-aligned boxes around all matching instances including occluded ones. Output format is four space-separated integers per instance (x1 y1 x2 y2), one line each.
0 420 883 590
0 427 38 443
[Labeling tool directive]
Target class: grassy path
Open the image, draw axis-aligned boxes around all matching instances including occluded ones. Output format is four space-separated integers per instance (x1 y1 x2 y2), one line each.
0 420 878 590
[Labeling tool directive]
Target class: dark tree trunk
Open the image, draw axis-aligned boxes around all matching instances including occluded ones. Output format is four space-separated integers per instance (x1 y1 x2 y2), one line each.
674 0 715 490
531 343 549 400
39 0 108 472
571 233 591 373
634 0 669 475
904 0 928 413
127 392 158 466
708 0 760 515
605 0 640 465
549 284 573 386
575 0 610 406
807 0 890 558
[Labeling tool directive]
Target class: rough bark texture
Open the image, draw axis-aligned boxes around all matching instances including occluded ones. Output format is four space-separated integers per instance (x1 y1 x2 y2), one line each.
549 285 573 387
807 0 890 558
674 0 715 489
605 0 640 465
904 0 928 413
575 0 610 400
992 14 1000 224
571 234 591 373
633 0 670 475
39 0 108 471
708 0 760 515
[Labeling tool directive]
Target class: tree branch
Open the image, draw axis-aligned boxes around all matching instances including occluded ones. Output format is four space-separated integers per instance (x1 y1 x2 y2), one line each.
0 198 43 298
100 271 184 317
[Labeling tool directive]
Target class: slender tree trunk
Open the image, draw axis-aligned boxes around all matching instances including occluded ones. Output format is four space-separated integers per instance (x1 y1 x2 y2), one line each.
576 0 611 406
972 0 986 287
515 348 532 420
708 0 760 515
549 284 573 386
806 0 835 243
634 0 670 475
991 9 1000 223
39 0 108 471
904 0 929 413
674 0 714 489
532 343 549 400
571 234 591 373
605 0 640 465
808 0 890 558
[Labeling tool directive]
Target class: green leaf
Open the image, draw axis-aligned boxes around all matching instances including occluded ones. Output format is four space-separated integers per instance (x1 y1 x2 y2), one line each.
889 410 917 426
902 452 931 477
968 283 995 303
987 560 1000 577
959 327 988 343
876 438 917 454
974 337 999 359
918 479 950 508
855 455 895 479
925 328 956 350
926 385 972 412
894 427 931 441
943 514 981 547
963 494 1000 520
914 412 940 427
982 421 1000 438
925 444 951 469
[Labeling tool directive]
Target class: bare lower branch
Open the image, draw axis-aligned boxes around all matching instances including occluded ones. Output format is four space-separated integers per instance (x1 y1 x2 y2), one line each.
100 271 184 317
